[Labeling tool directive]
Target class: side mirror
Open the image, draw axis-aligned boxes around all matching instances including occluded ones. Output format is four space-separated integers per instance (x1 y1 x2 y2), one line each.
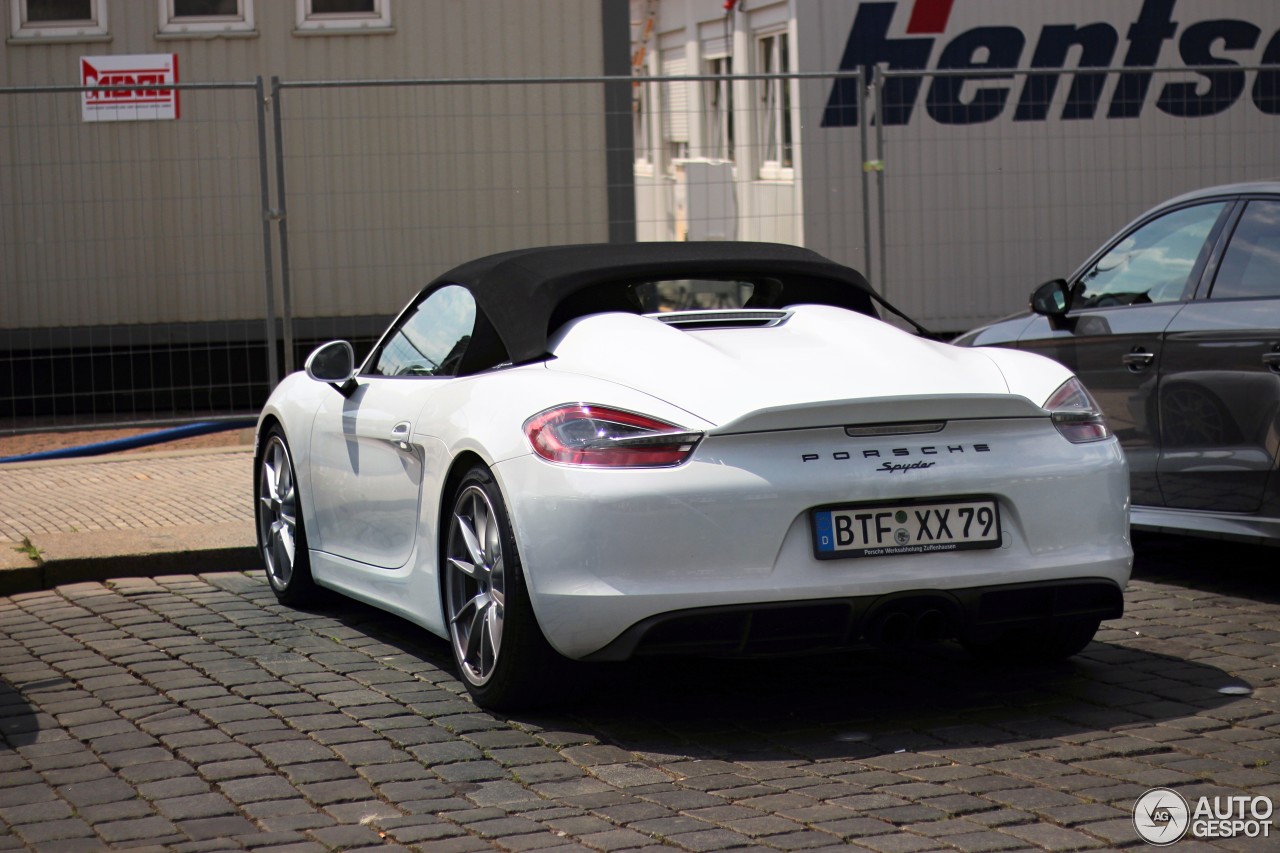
305 340 356 387
1030 279 1071 317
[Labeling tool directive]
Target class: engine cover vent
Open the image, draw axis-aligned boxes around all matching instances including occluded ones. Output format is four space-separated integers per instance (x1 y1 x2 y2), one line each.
649 309 790 330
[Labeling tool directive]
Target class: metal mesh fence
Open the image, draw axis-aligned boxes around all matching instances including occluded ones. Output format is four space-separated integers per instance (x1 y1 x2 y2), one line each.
0 81 273 432
268 76 624 374
2 67 1277 431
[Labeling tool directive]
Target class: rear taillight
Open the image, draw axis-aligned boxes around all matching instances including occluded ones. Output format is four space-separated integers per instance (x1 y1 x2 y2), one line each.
1044 378 1112 443
524 404 702 467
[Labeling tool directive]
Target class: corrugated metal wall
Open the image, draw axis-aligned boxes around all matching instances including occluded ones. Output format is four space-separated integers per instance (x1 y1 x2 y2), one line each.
0 0 619 427
275 79 611 325
1 86 263 328
1 0 611 330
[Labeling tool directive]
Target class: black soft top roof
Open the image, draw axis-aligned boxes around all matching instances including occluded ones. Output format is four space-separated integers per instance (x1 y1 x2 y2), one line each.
425 242 882 372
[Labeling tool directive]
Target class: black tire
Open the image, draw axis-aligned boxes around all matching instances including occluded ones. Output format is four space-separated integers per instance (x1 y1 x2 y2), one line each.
443 464 565 710
256 426 319 606
963 617 1101 665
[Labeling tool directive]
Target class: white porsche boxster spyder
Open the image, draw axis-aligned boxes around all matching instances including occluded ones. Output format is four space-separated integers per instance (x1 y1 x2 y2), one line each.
255 242 1131 709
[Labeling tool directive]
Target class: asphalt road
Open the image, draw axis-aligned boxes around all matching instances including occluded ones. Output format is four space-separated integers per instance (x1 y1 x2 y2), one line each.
1 535 1277 852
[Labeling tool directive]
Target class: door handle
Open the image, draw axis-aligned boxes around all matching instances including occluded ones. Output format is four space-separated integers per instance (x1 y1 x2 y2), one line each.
1263 352 1280 372
389 421 412 450
1121 350 1155 371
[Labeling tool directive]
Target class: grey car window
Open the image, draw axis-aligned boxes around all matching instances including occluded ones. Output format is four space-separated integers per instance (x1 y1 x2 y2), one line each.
1073 202 1226 309
372 285 476 377
1209 200 1280 300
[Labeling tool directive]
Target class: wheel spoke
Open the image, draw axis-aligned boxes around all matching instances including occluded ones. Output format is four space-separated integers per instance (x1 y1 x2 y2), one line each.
484 510 501 566
464 598 489 663
262 455 280 502
489 554 506 607
485 599 504 654
451 591 485 626
276 447 292 499
270 521 292 585
471 491 487 548
448 556 478 578
456 513 485 567
278 519 295 564
271 444 287 493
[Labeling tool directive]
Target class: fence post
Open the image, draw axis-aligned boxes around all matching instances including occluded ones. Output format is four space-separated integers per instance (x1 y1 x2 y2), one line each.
857 69 872 285
271 77 296 376
874 64 888 300
254 76 280 387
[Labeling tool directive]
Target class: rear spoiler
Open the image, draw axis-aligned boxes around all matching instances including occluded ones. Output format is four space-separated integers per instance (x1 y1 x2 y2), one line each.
707 394 1046 436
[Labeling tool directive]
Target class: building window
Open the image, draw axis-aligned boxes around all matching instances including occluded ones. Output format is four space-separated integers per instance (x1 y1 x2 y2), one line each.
757 31 794 179
295 0 391 33
158 0 254 35
661 49 690 171
10 0 108 41
633 71 654 174
703 55 734 162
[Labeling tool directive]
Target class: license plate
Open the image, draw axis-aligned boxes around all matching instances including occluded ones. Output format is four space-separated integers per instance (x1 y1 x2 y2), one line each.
811 496 1001 560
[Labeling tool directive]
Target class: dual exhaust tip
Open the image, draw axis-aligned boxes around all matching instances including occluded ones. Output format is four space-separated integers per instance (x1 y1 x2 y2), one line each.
867 604 951 646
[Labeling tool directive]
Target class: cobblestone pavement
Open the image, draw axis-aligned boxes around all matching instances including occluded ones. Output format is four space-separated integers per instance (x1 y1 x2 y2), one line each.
0 451 252 543
1 538 1278 852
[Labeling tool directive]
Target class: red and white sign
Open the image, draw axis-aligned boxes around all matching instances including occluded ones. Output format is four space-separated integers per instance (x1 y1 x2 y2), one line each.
81 54 180 122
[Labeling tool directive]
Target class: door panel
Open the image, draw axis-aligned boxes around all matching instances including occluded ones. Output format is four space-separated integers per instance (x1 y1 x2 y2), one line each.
1016 200 1230 507
1158 199 1280 512
306 283 482 569
309 380 437 569
1158 304 1280 512
1018 306 1183 506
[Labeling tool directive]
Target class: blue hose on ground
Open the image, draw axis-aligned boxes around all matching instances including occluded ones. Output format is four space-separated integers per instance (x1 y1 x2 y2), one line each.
0 418 258 464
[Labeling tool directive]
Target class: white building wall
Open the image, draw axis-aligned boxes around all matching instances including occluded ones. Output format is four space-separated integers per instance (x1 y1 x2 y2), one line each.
640 0 1280 332
631 0 802 246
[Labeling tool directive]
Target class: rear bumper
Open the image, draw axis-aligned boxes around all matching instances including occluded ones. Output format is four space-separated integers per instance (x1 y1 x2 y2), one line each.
494 417 1131 659
582 577 1125 661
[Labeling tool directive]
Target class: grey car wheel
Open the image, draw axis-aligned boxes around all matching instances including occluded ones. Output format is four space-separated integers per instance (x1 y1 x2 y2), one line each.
256 428 317 604
443 465 564 708
446 483 507 686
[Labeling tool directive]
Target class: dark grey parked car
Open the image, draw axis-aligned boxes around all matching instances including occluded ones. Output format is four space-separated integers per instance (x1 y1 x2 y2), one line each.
956 182 1280 544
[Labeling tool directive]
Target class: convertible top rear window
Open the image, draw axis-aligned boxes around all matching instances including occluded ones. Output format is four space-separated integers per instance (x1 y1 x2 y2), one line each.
424 242 884 373
634 279 756 312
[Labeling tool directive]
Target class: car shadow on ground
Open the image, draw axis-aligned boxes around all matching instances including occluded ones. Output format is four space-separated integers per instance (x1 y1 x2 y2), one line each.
534 644 1244 762
1131 532 1280 605
293 585 1246 764
0 678 41 748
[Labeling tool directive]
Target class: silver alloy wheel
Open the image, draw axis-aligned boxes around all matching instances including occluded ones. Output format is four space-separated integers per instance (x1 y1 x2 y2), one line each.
446 484 506 686
258 434 298 590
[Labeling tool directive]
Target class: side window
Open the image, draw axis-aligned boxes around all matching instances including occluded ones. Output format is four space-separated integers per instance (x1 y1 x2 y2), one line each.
10 0 109 40
1208 200 1280 300
756 31 794 180
295 0 390 32
1073 202 1227 309
372 285 476 377
159 0 255 35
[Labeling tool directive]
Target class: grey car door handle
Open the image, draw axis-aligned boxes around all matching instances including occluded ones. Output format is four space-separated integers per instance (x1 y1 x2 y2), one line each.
389 421 412 450
1121 351 1155 370
1263 353 1280 372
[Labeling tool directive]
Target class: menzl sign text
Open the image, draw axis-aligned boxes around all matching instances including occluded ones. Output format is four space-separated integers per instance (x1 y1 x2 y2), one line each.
81 55 180 123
